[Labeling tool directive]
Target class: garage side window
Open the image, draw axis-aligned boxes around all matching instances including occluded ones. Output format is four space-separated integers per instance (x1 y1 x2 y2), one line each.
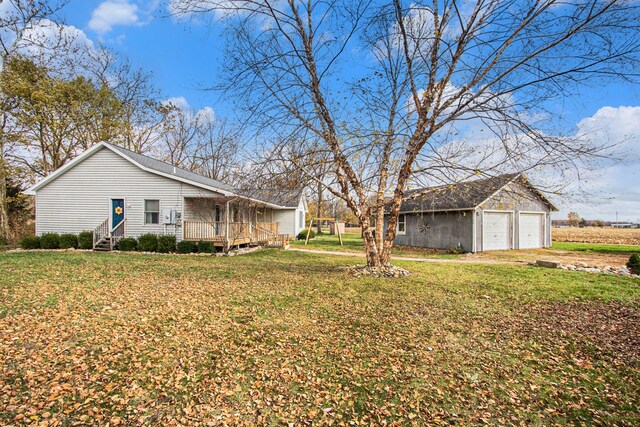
299 211 304 228
397 214 406 235
144 200 160 224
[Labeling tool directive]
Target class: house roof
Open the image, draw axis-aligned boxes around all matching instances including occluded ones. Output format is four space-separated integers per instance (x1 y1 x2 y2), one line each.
395 173 558 213
107 143 236 194
26 142 305 210
239 188 306 209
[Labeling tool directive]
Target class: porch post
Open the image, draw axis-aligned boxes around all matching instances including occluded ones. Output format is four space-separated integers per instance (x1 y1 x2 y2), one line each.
225 200 230 251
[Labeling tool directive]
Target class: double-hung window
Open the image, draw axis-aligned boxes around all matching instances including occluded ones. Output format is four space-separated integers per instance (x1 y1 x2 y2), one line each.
397 214 406 235
144 200 160 224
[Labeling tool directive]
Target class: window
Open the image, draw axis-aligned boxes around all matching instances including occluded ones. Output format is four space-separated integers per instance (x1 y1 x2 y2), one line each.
299 211 304 228
144 200 160 224
397 214 406 235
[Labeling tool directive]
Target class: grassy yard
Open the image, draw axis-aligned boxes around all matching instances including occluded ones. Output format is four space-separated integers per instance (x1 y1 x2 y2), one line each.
552 241 640 255
290 232 461 259
1 250 639 426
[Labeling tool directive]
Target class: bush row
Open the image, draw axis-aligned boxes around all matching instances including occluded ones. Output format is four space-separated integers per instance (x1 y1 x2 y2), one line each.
20 232 215 254
117 234 216 254
21 231 94 250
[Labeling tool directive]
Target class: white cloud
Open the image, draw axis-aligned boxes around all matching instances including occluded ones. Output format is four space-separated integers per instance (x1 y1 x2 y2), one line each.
163 96 191 110
554 106 640 222
89 0 140 34
162 97 217 124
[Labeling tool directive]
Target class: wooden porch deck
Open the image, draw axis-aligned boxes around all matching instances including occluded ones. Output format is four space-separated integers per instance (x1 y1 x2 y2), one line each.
183 221 285 247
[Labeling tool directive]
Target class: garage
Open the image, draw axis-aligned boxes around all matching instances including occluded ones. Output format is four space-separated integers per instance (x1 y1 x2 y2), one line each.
483 211 512 251
519 212 544 249
389 173 557 252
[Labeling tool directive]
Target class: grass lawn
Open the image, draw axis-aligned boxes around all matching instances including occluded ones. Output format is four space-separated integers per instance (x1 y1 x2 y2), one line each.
290 232 461 259
552 241 640 255
1 250 639 426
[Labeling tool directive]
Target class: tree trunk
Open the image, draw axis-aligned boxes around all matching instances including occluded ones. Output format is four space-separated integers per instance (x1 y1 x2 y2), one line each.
362 223 391 267
316 181 323 235
0 138 9 241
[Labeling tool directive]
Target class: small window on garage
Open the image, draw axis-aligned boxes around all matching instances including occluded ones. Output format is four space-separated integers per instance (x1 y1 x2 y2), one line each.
144 200 160 224
299 211 304 228
397 214 406 235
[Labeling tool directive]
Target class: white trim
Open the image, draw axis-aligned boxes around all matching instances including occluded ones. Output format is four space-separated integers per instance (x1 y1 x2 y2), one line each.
143 198 161 225
481 210 515 251
472 208 477 253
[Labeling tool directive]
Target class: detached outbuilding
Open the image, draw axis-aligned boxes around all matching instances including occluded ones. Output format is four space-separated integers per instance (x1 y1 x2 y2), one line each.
385 173 558 252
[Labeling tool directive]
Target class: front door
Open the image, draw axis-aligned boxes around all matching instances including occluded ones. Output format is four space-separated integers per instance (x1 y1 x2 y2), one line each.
112 199 125 228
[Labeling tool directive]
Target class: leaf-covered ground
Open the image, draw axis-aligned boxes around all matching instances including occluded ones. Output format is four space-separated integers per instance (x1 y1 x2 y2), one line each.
1 250 639 426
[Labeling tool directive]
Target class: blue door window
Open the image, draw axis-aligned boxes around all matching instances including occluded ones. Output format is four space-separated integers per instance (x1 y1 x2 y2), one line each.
112 199 125 228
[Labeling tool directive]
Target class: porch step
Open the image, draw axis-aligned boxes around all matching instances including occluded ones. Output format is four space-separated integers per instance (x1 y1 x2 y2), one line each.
93 238 112 252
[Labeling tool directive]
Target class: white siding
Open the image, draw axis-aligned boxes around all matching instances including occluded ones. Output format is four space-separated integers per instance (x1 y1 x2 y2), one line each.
272 198 306 237
35 146 222 240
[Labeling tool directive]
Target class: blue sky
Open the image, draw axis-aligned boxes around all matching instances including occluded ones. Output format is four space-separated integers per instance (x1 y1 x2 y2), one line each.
49 1 640 221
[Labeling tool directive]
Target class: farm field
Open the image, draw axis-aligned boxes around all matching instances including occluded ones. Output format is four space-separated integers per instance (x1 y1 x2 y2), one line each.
553 227 640 245
1 250 639 426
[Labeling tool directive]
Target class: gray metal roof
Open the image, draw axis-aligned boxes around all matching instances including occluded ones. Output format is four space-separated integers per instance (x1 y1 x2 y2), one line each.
238 188 304 209
106 143 236 193
105 143 304 209
396 173 557 212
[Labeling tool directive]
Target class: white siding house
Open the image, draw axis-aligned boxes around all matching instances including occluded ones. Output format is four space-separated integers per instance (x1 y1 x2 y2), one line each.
26 142 307 249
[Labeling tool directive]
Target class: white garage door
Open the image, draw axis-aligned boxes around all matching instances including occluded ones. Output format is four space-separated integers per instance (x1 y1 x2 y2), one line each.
483 212 512 251
519 213 544 249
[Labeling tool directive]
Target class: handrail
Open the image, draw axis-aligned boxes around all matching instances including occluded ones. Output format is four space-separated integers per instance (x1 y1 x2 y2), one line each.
93 218 109 248
111 219 126 235
110 219 126 250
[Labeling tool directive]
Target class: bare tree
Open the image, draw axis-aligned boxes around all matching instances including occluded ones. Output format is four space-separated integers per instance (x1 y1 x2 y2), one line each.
190 118 244 183
0 0 68 240
176 0 640 267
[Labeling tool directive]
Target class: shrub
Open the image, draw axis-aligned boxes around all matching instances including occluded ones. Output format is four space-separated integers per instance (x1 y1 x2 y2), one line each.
177 240 197 254
137 234 158 252
447 244 465 254
40 233 60 249
628 254 640 275
297 229 315 241
197 240 216 253
20 235 40 249
0 235 8 246
117 237 138 251
59 234 78 249
78 231 93 250
157 235 176 253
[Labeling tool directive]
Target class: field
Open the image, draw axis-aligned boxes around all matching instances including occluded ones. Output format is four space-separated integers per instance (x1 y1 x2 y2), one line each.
1 250 639 426
553 227 640 245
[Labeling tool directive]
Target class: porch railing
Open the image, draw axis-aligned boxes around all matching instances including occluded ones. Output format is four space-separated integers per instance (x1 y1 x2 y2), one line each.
93 218 109 247
184 221 279 243
110 219 126 249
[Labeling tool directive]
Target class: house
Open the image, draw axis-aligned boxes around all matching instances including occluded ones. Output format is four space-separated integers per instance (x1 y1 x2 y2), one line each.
385 173 557 252
611 223 638 229
26 142 308 250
